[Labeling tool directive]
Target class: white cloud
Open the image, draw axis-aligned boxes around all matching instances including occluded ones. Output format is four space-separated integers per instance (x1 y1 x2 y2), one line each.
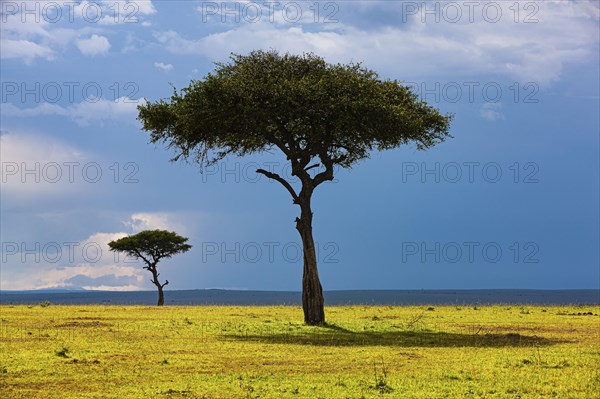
0 133 87 197
195 1 319 27
154 27 346 59
0 211 185 291
126 212 186 233
97 0 156 24
0 39 56 63
121 32 144 53
2 264 146 291
155 0 600 86
76 34 111 56
0 225 136 291
131 0 157 16
2 97 143 126
1 1 155 62
154 61 174 72
67 97 141 125
76 0 156 21
480 103 505 121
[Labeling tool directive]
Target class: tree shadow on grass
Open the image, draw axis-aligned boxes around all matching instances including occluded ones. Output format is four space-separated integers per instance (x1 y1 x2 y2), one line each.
223 323 566 348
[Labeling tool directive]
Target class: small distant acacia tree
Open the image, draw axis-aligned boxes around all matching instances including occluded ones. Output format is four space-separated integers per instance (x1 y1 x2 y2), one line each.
108 230 192 306
137 50 452 324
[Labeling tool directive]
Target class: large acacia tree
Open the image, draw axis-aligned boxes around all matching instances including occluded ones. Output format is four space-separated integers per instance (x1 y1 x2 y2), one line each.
138 50 452 324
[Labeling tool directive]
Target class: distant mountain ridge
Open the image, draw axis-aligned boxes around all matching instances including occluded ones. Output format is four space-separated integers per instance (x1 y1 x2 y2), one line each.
1 289 92 294
1 289 598 305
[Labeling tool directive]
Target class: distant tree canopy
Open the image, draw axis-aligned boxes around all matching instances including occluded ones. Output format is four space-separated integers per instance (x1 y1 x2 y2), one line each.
108 230 192 306
137 50 453 323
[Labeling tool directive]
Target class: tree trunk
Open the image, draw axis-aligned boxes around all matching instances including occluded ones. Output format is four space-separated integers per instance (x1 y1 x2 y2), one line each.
156 285 165 306
149 266 166 306
296 198 325 325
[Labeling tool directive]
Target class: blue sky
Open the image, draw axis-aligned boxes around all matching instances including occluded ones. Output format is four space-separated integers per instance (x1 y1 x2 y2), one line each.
1 0 598 291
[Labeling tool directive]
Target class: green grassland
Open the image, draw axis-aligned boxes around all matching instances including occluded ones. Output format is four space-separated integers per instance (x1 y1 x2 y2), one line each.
1 304 599 398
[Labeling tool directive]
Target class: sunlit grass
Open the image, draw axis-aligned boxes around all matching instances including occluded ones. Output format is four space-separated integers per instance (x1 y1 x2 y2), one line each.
1 304 599 398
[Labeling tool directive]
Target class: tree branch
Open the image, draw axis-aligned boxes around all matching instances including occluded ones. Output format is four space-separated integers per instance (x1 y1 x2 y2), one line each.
271 119 297 159
313 160 335 187
332 153 348 164
304 163 320 172
161 280 169 288
312 151 345 187
256 168 299 203
265 132 291 159
291 159 313 187
134 249 153 269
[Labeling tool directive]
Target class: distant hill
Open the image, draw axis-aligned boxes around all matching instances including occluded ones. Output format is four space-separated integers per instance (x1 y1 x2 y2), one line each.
1 288 92 294
1 289 598 305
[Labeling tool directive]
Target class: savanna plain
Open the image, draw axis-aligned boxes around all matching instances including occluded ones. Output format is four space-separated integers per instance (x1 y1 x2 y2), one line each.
1 304 599 399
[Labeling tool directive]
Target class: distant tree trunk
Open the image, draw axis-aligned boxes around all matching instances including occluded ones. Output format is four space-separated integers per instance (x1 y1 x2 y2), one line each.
156 285 165 306
296 197 325 325
149 266 167 306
